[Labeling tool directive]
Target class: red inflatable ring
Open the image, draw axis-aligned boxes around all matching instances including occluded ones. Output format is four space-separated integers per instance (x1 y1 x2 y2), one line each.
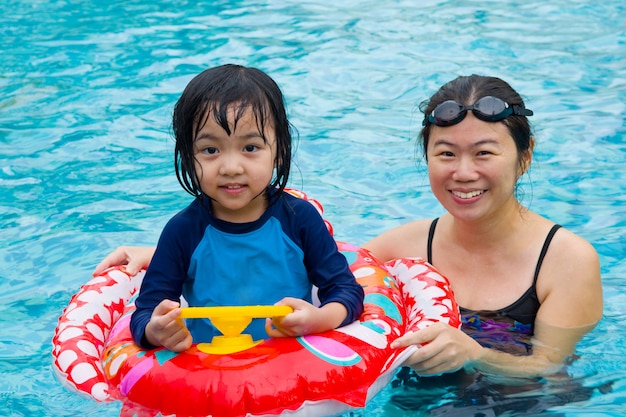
52 191 460 416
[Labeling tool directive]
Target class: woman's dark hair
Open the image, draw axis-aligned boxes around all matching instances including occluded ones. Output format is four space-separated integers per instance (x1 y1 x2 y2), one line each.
419 75 533 169
172 64 293 202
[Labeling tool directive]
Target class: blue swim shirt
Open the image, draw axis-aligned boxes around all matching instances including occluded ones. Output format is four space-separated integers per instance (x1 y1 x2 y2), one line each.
130 191 364 348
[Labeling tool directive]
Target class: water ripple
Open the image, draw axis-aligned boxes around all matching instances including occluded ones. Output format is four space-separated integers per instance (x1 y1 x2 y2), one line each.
1 0 625 416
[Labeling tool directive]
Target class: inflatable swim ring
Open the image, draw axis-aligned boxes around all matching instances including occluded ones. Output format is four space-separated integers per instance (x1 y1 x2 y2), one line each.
52 191 460 417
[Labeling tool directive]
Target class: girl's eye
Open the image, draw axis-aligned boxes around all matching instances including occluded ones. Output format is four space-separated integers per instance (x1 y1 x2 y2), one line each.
243 144 259 152
203 147 218 155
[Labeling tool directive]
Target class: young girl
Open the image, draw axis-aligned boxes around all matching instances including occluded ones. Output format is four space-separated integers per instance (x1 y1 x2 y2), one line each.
131 64 364 352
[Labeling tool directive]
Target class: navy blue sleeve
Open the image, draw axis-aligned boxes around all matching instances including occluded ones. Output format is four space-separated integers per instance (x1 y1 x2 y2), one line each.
129 202 202 348
286 196 364 326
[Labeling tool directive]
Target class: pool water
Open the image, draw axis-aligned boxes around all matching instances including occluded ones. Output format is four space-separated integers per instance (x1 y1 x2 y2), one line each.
1 0 625 416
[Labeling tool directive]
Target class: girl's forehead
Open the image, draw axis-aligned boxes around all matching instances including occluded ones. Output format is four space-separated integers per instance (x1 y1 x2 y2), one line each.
201 102 269 124
195 102 276 141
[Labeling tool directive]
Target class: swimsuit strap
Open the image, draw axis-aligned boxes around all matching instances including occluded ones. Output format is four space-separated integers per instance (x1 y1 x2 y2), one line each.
532 224 562 285
427 217 439 265
427 219 561 280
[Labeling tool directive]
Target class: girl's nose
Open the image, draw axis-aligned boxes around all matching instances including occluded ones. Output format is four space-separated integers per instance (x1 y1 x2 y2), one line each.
219 153 245 176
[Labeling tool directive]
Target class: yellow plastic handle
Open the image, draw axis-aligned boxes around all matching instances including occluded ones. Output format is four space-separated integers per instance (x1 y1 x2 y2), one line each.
179 305 293 319
178 305 294 354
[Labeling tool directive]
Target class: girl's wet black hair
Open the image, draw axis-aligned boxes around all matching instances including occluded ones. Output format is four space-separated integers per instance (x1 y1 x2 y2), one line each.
419 75 533 167
172 64 293 203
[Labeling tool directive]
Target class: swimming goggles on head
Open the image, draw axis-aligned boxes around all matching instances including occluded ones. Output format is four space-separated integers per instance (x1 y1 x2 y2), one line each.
422 96 533 127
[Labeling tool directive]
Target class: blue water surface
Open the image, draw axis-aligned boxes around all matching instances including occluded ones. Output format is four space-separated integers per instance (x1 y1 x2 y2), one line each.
1 1 625 416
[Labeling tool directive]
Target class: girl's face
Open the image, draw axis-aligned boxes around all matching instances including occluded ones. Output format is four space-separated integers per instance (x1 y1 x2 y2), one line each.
426 111 528 222
193 105 277 223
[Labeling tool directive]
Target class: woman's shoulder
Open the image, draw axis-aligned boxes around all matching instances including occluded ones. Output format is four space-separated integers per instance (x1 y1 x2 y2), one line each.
520 211 598 272
363 218 435 262
531 215 598 278
380 218 435 237
535 217 598 262
533 218 602 326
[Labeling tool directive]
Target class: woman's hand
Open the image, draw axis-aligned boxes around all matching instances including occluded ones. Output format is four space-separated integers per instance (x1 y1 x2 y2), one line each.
391 322 483 376
92 246 156 276
393 320 585 377
144 299 192 352
265 298 347 337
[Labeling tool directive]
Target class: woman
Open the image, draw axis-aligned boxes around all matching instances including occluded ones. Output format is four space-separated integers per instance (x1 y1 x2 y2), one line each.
93 74 602 379
368 74 602 378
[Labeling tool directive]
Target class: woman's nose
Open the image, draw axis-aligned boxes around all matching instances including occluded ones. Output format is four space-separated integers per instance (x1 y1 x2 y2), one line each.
452 157 479 181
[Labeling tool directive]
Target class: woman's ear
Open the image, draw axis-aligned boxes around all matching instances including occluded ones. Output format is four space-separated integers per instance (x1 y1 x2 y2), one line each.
521 137 535 174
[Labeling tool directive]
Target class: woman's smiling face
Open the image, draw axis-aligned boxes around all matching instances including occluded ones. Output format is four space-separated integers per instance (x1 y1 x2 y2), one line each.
426 111 528 222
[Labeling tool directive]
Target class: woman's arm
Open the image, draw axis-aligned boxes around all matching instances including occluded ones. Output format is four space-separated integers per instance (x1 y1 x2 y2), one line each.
473 320 597 377
474 231 602 376
92 246 156 276
391 319 597 378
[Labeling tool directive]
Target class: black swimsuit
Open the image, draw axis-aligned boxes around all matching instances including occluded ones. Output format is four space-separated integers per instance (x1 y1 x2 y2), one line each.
391 221 598 412
427 218 562 353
